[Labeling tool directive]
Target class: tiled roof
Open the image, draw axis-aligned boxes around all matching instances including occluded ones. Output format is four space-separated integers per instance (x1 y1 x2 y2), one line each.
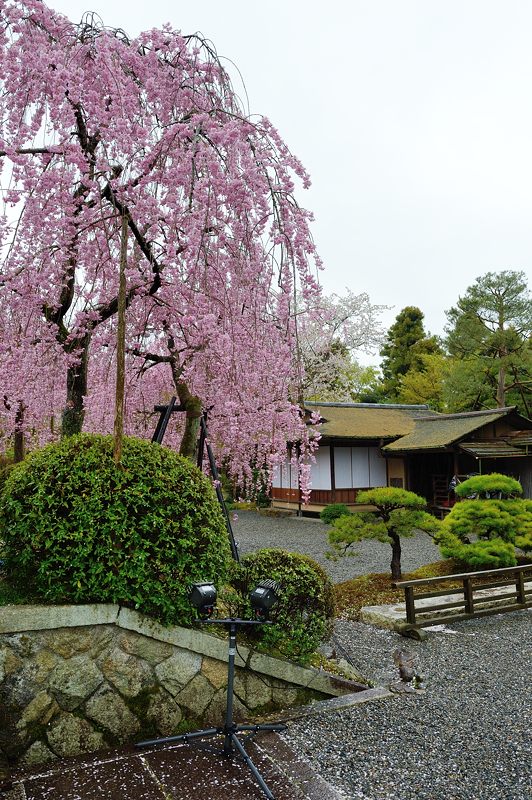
305 402 437 440
382 408 517 452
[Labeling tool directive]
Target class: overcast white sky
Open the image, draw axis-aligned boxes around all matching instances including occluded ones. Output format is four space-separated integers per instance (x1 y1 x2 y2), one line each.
51 0 532 361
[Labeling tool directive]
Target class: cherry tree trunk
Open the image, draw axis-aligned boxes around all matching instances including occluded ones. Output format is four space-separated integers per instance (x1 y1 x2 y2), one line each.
61 336 90 438
173 377 202 461
14 402 25 463
113 214 128 464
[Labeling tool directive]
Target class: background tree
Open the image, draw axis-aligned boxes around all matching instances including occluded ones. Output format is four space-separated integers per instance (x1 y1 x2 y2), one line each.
327 487 440 580
445 271 532 415
0 1 321 489
299 290 387 402
379 307 442 401
396 352 450 411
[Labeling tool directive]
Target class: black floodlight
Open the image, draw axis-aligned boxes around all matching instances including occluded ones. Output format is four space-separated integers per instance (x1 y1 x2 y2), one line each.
249 579 279 620
189 583 217 619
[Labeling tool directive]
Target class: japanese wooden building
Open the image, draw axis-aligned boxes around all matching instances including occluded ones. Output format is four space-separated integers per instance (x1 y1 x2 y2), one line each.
271 403 532 514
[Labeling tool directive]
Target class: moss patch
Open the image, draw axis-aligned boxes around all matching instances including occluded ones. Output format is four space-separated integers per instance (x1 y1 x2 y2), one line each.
334 559 469 619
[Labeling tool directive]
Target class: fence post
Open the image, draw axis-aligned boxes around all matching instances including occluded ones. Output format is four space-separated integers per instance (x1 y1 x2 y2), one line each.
463 577 474 614
405 586 416 624
516 569 526 605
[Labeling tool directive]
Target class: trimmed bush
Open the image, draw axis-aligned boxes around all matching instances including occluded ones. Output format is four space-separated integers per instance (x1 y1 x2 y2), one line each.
454 472 523 499
320 503 351 525
232 548 335 664
437 474 532 568
0 434 232 624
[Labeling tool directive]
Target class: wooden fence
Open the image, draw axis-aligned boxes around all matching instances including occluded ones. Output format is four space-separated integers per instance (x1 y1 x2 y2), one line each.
393 564 532 634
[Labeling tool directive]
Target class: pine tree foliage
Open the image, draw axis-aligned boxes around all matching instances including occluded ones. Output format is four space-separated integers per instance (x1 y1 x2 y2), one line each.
445 271 532 414
328 487 440 580
436 474 532 568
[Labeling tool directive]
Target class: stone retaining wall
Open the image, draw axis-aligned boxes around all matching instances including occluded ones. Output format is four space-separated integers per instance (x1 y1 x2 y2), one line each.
0 605 357 773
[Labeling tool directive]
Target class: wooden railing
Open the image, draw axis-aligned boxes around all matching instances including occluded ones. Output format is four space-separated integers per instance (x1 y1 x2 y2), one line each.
393 564 532 632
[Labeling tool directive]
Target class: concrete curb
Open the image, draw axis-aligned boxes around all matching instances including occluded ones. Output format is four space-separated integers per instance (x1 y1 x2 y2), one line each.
272 686 392 721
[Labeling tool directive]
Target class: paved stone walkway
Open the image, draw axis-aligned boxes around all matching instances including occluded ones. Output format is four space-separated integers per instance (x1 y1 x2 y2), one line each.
0 733 342 799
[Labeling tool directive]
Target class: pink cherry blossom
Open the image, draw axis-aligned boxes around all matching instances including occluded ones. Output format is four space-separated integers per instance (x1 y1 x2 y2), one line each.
0 1 321 496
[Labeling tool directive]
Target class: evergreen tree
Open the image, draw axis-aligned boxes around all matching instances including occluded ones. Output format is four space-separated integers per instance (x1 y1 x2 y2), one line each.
445 271 532 415
328 487 440 580
380 307 441 401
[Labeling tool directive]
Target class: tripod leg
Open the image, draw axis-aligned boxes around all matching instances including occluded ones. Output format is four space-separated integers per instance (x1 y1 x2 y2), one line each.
136 727 219 748
237 723 288 734
231 734 275 800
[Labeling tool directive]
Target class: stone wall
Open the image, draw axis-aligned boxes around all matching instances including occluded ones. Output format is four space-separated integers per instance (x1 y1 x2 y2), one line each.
0 605 357 773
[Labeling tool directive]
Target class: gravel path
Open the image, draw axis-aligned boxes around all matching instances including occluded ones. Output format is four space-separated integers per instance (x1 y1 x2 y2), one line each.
284 613 532 800
232 511 441 583
232 511 532 800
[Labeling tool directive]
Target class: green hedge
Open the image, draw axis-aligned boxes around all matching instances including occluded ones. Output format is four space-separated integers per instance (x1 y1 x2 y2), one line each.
231 548 335 664
0 434 231 624
320 503 351 525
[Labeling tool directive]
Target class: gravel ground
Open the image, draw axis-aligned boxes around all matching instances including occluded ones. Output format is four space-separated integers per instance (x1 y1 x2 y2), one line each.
232 510 532 800
232 510 442 583
284 613 532 800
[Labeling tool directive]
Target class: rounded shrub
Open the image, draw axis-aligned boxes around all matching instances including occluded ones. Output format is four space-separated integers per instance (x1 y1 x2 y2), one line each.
437 474 532 568
233 548 335 664
320 503 351 525
0 434 232 624
454 473 523 499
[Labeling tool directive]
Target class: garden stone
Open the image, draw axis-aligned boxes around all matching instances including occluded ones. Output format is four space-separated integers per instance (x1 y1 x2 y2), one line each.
46 712 104 758
47 628 95 659
102 647 153 697
271 684 299 707
234 670 272 709
146 688 182 736
48 655 103 711
155 650 201 696
4 662 42 708
201 656 228 689
16 691 59 731
176 673 215 715
21 740 58 767
204 686 248 724
33 649 60 684
3 634 38 659
85 685 140 741
119 631 173 664
0 646 22 681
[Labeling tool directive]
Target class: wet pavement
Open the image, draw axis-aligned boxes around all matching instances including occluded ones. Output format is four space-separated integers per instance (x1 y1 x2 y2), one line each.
0 731 343 800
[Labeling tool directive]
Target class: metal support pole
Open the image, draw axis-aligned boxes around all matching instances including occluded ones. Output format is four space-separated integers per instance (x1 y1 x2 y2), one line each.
136 619 286 799
223 622 237 756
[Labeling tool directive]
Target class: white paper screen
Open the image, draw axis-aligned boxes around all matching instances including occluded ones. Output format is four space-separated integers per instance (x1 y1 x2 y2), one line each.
369 448 387 487
310 446 331 489
351 447 370 487
334 447 352 489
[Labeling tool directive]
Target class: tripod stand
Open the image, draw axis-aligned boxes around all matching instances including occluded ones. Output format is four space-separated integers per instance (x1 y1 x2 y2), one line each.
136 619 287 800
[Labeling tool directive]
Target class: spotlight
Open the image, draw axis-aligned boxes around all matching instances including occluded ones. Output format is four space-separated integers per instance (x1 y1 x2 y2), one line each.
249 579 279 620
189 583 217 619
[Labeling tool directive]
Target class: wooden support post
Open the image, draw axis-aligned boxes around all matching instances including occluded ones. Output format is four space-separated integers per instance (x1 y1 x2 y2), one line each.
463 577 474 614
516 570 526 605
405 586 416 624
